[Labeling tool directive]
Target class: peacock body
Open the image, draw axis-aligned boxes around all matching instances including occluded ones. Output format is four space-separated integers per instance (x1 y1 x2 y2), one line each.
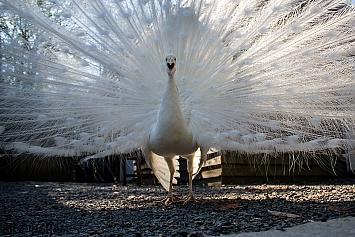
1 0 355 199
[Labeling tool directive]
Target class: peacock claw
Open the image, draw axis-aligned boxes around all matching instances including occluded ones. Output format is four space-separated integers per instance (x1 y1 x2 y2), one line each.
163 197 174 205
154 195 180 205
183 194 197 205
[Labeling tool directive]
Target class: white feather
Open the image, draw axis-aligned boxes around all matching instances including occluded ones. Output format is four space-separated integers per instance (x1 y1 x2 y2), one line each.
1 0 355 193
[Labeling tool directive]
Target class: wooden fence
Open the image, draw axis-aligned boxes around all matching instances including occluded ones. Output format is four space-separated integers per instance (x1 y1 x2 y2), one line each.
0 151 349 184
221 152 343 184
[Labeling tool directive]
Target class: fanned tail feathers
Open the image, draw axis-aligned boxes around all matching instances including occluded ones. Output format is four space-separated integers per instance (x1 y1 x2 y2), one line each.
0 0 355 172
142 148 180 191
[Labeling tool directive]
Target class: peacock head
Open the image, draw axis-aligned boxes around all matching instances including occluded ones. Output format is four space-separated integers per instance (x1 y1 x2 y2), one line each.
165 54 176 75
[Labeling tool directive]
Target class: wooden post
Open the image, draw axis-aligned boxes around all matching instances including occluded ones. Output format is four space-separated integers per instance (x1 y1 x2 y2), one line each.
136 151 142 186
115 155 121 184
122 155 127 186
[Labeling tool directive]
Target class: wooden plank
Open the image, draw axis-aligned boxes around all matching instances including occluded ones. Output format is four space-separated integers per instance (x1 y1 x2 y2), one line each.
222 175 335 185
207 152 220 159
222 164 331 177
135 151 142 186
201 164 221 172
201 168 222 179
222 152 324 166
0 155 75 182
122 155 127 186
205 156 221 166
193 176 222 186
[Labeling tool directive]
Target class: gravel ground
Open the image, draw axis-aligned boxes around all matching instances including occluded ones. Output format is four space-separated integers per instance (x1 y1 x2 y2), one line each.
1 179 355 237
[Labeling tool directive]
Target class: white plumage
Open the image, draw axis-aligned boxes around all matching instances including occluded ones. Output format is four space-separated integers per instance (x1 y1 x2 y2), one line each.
1 0 355 202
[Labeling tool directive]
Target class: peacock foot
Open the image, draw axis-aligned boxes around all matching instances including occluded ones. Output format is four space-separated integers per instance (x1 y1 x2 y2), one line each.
183 194 197 205
154 195 180 205
164 196 174 205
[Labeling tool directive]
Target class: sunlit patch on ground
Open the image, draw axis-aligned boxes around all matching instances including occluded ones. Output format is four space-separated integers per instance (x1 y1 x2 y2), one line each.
1 180 354 236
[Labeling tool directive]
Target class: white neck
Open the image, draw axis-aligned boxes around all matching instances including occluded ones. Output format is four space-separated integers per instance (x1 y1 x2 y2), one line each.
149 72 195 156
157 73 185 127
156 75 189 136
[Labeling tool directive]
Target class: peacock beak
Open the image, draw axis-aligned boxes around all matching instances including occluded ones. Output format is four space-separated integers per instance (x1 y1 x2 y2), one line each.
165 55 176 74
167 62 175 71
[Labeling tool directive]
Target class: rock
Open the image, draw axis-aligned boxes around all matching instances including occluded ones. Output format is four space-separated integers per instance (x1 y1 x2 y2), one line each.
221 225 234 230
321 214 329 222
178 230 189 237
187 232 197 237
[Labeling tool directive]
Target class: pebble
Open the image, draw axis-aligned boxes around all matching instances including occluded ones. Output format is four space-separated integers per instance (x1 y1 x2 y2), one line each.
0 179 354 236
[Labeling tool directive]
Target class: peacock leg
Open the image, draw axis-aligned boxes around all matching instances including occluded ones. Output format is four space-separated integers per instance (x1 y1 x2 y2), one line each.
154 156 176 205
154 171 175 205
183 171 196 204
164 172 175 205
183 155 197 204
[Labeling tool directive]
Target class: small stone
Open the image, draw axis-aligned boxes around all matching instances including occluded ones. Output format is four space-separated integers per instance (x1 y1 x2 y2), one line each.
221 225 234 230
187 232 198 237
195 220 204 225
178 230 189 237
276 226 286 231
321 214 329 222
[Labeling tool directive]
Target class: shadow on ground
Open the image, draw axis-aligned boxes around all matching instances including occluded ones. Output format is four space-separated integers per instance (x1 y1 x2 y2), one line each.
1 180 354 236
